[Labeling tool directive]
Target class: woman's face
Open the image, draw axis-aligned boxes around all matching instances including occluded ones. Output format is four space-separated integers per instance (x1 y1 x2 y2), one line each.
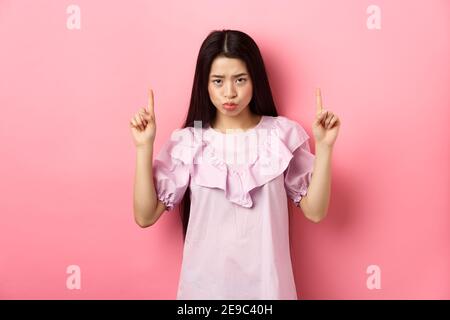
208 56 253 117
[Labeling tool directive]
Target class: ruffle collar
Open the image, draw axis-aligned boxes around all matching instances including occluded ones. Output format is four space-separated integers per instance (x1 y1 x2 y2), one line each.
168 116 310 208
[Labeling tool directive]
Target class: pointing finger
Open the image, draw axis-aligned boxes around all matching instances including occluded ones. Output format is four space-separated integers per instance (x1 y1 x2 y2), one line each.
148 88 155 117
316 88 323 116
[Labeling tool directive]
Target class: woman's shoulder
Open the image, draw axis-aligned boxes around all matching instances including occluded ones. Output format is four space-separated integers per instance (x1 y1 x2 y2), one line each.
263 115 310 151
167 126 197 146
265 115 309 137
160 126 203 164
267 115 307 131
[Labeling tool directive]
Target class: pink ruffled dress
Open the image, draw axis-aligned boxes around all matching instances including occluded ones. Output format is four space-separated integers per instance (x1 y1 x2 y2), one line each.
152 115 315 300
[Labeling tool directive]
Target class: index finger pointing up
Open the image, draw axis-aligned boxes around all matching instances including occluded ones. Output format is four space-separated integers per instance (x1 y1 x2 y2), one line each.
316 88 323 115
148 88 155 116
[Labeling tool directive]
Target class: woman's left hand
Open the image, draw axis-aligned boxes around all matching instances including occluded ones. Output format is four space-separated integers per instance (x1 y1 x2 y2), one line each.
312 88 341 148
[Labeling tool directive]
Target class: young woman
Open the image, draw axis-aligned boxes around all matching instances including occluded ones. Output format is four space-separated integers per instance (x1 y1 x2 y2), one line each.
130 29 340 300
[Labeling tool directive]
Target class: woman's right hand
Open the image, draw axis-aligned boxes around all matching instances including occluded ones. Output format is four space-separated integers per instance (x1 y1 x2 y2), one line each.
130 88 157 148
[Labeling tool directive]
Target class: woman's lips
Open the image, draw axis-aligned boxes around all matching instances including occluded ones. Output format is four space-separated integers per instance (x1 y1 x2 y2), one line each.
223 103 238 110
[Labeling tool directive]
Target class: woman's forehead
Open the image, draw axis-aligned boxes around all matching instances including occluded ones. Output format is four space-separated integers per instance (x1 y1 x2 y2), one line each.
209 56 247 74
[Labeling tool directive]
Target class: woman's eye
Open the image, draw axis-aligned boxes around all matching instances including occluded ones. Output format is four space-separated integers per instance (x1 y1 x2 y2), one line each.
212 78 246 85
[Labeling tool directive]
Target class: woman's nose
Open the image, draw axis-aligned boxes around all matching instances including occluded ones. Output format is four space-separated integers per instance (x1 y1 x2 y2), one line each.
224 83 237 98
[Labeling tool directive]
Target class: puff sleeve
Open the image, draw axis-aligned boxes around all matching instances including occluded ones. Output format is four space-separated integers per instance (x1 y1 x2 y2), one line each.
152 129 193 211
280 118 316 207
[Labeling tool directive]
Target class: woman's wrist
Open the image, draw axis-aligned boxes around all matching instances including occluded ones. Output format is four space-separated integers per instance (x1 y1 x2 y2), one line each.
315 142 333 154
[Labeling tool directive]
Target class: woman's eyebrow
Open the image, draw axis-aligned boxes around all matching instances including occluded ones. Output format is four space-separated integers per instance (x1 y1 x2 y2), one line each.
210 73 248 78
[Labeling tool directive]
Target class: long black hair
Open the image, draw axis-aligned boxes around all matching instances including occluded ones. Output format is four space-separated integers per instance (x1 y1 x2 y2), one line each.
179 29 279 240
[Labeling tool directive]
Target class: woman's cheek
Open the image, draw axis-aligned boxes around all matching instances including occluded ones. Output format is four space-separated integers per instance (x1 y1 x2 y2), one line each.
208 87 219 107
244 82 252 97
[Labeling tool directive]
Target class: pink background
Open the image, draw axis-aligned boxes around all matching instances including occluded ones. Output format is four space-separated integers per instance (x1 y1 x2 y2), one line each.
0 0 449 299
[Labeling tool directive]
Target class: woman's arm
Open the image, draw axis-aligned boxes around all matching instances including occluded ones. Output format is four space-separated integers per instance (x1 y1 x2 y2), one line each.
133 144 160 227
299 143 332 223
